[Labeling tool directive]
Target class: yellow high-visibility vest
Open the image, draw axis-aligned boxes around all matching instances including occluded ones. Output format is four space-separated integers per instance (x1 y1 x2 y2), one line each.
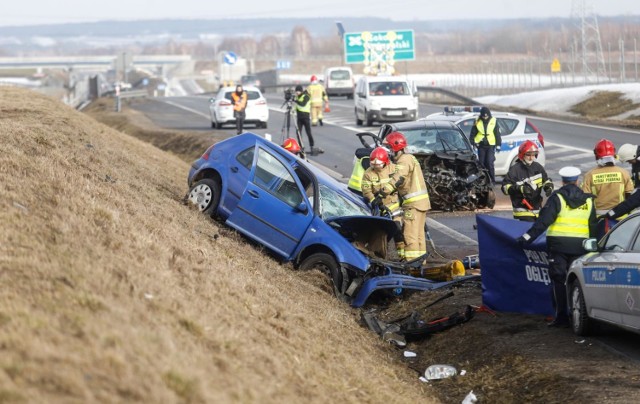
547 194 592 238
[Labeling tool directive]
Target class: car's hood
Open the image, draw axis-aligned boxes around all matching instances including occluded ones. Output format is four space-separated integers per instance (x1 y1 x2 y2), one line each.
327 215 398 239
412 150 476 161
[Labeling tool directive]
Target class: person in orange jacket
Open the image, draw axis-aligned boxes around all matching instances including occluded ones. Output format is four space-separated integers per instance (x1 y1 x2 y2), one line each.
231 84 248 135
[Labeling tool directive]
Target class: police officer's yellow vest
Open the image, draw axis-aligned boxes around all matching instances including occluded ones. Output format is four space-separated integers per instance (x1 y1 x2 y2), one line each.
295 93 310 113
547 194 593 238
473 117 497 146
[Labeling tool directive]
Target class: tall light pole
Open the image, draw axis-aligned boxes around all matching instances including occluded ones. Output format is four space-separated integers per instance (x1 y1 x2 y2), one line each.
336 21 345 66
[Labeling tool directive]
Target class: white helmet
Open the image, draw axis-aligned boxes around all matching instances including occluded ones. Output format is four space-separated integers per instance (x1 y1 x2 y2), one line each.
618 143 638 163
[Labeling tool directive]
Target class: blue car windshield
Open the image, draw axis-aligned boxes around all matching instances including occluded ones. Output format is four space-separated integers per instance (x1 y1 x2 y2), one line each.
318 184 369 219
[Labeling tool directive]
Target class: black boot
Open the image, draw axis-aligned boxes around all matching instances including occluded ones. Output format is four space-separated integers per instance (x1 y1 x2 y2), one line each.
319 119 323 126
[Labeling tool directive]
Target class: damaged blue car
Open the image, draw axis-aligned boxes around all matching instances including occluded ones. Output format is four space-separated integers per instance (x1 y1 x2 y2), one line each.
186 133 472 307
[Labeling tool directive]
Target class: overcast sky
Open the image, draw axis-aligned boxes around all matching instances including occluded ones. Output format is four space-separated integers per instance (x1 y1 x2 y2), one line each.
2 0 638 26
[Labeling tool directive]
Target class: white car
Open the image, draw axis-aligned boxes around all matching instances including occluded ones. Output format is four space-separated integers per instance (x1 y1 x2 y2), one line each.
209 86 269 129
354 75 418 126
424 106 546 176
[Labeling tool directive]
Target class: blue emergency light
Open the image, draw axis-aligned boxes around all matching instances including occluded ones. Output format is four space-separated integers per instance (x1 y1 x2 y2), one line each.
443 106 482 115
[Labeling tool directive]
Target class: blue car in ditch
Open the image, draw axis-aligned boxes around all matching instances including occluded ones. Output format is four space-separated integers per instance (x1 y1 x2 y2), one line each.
186 133 472 307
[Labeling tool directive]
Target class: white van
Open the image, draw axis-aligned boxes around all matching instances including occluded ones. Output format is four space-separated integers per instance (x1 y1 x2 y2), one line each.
354 76 418 126
324 67 354 99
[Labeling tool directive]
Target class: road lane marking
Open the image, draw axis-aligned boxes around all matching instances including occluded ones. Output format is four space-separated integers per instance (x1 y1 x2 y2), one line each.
162 100 210 119
427 218 478 246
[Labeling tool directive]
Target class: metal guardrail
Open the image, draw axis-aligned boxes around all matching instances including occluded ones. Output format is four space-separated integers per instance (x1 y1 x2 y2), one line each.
263 83 476 104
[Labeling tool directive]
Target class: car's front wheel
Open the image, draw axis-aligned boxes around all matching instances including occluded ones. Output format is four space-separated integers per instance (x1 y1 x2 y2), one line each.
570 280 593 336
186 178 221 218
299 253 350 302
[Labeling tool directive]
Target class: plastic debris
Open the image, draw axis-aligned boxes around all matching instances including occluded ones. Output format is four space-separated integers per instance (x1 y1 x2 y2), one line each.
460 369 467 376
419 376 429 383
403 351 417 358
462 390 477 404
424 364 457 380
144 293 154 300
575 339 586 344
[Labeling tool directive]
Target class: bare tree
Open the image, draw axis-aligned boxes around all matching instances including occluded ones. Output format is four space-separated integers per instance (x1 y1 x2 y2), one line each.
289 26 312 56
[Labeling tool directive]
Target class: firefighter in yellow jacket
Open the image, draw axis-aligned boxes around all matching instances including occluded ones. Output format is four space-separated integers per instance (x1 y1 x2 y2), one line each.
384 132 431 261
581 139 633 216
307 75 328 126
361 147 405 259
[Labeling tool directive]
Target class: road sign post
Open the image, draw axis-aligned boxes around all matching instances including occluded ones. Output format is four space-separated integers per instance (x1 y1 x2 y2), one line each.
344 30 415 75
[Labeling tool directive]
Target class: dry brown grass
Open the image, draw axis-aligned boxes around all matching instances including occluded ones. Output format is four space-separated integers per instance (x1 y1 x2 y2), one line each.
0 87 434 403
569 90 640 119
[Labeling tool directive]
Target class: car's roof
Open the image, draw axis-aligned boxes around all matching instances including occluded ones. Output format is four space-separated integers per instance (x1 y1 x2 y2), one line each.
219 86 262 92
386 119 462 131
424 109 523 122
360 75 411 83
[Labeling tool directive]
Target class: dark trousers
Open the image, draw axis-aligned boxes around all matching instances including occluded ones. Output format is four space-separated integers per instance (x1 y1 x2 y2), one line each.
548 251 578 322
478 146 496 183
297 112 314 147
234 110 246 134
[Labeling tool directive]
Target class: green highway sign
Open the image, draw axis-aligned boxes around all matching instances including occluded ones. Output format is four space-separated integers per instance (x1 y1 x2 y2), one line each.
344 30 415 64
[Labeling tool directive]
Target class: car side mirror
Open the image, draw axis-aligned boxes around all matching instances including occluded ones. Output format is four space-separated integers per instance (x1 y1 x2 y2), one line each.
295 201 308 214
583 238 598 252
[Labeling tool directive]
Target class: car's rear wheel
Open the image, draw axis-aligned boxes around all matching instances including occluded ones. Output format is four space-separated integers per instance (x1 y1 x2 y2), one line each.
299 253 350 302
187 178 221 218
570 280 593 336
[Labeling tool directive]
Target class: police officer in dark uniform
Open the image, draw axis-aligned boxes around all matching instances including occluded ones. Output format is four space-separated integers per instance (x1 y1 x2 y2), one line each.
517 166 597 327
470 106 502 184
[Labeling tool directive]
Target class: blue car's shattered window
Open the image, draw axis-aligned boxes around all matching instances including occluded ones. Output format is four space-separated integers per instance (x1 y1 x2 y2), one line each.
318 184 369 219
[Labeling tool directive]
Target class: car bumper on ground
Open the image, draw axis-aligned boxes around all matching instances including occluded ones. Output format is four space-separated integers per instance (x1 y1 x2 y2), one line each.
351 273 480 307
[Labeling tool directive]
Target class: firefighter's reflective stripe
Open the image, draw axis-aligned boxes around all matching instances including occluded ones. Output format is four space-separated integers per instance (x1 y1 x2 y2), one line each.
405 249 427 259
513 208 539 218
547 194 592 238
473 117 497 146
403 189 430 204
348 157 365 191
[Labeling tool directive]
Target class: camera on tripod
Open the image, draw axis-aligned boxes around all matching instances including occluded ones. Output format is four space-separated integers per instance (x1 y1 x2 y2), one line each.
283 88 294 102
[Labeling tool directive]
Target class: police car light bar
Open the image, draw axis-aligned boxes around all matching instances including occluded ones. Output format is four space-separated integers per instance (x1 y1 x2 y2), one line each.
443 106 482 114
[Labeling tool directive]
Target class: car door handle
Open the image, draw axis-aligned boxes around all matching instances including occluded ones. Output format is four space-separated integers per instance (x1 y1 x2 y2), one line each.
231 166 239 173
248 190 259 198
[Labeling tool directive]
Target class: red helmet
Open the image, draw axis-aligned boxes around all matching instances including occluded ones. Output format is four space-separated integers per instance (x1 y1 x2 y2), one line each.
370 147 390 167
594 139 615 159
282 138 301 154
310 75 318 83
383 132 407 152
518 140 539 160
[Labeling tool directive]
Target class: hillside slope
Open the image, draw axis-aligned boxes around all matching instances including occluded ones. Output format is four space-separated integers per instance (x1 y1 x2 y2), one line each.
0 87 431 403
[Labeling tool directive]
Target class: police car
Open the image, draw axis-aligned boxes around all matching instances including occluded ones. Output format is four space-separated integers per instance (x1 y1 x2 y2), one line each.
423 106 546 176
568 213 640 336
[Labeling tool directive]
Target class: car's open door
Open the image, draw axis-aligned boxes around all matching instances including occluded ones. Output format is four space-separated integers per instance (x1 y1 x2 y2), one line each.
226 145 313 259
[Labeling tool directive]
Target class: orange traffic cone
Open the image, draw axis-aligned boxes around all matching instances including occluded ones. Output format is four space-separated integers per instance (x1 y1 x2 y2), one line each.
324 104 330 113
